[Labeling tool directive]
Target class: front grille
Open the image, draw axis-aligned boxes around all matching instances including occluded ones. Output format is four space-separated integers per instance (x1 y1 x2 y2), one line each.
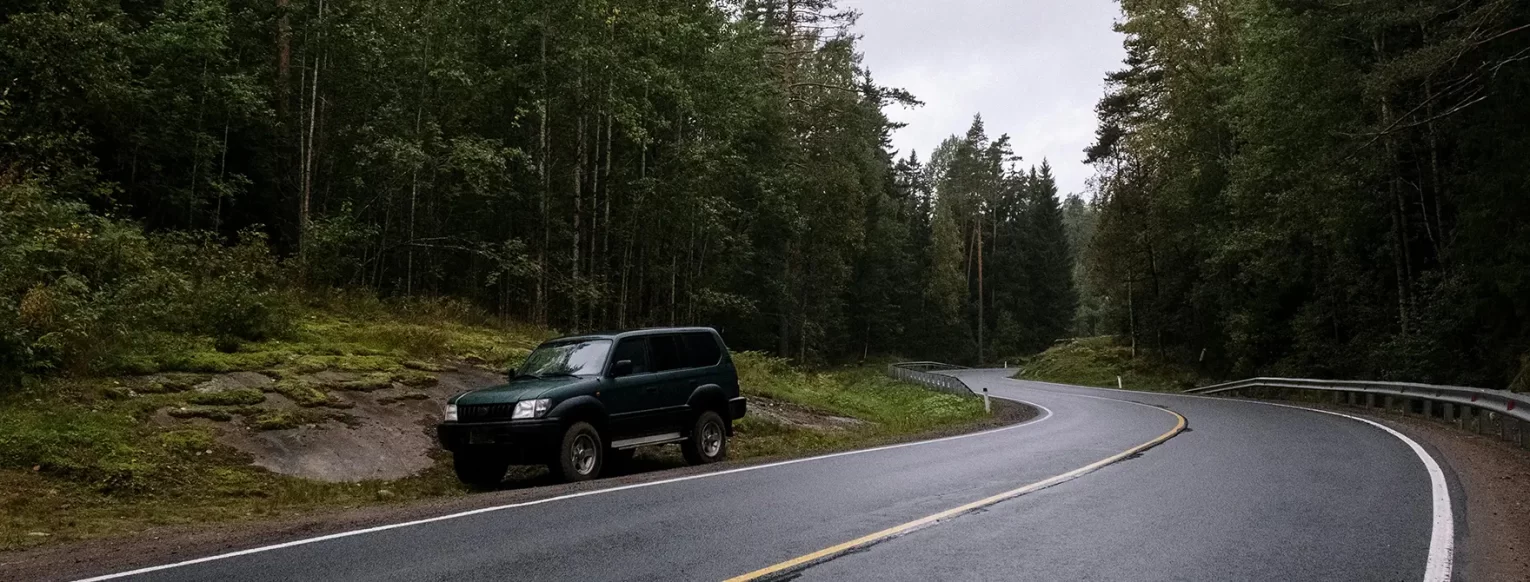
459 403 517 421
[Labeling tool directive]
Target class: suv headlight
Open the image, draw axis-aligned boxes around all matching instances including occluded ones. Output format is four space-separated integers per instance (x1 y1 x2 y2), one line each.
512 398 552 419
444 404 458 422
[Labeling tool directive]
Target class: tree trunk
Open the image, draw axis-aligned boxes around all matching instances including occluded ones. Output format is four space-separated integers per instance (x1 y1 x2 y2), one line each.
573 113 585 331
536 13 550 325
1375 37 1410 334
276 0 291 107
976 217 984 365
301 24 322 275
407 29 426 297
602 98 614 325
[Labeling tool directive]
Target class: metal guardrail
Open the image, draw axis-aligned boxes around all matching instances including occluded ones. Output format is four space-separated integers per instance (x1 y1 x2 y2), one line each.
886 362 973 396
1187 377 1530 447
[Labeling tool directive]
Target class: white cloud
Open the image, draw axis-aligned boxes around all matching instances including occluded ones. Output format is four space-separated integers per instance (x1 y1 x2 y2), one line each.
841 0 1126 195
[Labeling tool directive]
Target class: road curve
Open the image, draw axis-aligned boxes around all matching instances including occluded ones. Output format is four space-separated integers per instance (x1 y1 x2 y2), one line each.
81 370 1452 582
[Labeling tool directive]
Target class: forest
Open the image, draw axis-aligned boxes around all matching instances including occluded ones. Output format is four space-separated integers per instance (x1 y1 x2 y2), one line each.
0 0 1077 381
12 0 1525 391
1084 0 1530 388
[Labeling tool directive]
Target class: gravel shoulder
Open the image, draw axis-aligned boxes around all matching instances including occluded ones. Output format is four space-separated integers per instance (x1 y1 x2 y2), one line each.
0 398 1035 582
1364 412 1530 582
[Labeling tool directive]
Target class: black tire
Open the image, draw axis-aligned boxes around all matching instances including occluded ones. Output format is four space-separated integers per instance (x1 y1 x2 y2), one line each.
682 410 728 465
452 451 510 489
551 422 603 482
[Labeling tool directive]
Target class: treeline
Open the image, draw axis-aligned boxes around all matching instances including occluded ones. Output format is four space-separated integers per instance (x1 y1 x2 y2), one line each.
1 0 1077 376
1084 0 1530 388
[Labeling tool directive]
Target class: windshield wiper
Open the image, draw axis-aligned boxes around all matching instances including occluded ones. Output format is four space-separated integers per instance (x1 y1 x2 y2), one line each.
513 373 543 380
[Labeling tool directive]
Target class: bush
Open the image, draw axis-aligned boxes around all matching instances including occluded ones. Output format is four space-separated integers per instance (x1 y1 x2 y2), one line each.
0 172 297 384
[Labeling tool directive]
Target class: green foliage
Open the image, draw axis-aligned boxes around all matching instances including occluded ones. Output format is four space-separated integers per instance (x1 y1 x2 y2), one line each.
0 174 297 383
1014 337 1203 393
137 374 210 394
166 407 233 422
250 410 325 431
272 379 339 408
184 389 265 407
2 0 1085 368
734 352 986 433
1084 0 1530 387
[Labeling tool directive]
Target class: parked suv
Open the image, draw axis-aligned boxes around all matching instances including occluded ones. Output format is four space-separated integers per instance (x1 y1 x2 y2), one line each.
437 327 747 486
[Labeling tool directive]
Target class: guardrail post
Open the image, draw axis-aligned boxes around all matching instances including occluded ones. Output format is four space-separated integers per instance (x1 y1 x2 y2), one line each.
1383 395 1394 414
1443 402 1454 426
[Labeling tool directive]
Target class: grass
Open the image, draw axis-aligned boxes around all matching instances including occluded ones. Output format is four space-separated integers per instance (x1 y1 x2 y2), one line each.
185 388 266 406
0 297 554 551
0 302 996 552
729 352 990 458
1013 336 1205 392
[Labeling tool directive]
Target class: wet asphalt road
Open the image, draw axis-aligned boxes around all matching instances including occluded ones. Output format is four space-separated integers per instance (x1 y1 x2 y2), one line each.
99 370 1446 582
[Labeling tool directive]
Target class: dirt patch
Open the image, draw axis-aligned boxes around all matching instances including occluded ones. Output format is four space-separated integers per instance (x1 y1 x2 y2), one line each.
180 365 505 482
749 397 870 431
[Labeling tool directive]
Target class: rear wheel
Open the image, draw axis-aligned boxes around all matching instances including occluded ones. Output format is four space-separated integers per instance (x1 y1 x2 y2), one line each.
452 451 510 489
551 422 603 482
682 410 727 465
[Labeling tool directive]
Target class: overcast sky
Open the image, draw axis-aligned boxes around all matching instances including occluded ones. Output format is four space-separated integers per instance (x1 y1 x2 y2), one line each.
840 0 1126 197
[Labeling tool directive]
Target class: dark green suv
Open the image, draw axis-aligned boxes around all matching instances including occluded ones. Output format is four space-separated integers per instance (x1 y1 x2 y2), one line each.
437 327 747 486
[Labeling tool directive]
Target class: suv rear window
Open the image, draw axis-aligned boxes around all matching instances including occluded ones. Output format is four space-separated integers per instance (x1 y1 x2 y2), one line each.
648 335 686 372
683 332 722 367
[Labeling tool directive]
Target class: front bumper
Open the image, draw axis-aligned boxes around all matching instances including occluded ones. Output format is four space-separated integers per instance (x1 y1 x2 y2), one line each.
729 397 747 420
436 418 560 453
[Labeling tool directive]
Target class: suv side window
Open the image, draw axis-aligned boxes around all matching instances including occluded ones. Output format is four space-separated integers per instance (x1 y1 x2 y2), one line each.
648 335 686 372
610 338 650 375
683 332 722 368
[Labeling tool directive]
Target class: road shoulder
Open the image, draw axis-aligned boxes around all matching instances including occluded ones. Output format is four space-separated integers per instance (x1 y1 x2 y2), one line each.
1367 413 1530 582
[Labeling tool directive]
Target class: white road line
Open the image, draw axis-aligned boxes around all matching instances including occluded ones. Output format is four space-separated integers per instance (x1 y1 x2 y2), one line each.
987 372 1456 582
75 398 1054 582
1252 402 1454 582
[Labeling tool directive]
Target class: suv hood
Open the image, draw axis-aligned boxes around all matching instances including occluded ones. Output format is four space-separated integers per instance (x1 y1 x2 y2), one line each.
451 376 598 406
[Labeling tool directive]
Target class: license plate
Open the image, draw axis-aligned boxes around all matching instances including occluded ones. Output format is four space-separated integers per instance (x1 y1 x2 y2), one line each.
467 430 496 445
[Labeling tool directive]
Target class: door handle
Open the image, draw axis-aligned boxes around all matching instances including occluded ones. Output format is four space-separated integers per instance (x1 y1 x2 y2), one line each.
645 387 658 393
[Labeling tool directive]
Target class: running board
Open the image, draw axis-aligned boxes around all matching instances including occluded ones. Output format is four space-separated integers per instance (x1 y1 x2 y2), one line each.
611 432 686 450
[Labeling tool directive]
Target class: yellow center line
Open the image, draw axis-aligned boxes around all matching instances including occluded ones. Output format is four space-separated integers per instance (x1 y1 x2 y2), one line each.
723 408 1189 582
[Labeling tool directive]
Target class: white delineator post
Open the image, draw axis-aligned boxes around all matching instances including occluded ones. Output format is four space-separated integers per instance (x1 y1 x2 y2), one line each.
983 387 991 413
1117 376 1124 390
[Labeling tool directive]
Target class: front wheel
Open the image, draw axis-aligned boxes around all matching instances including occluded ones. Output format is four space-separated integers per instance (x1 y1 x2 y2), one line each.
453 451 510 489
682 410 728 465
551 422 603 482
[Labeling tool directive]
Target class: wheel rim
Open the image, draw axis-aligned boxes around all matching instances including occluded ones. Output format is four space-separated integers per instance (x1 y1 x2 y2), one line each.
701 421 723 457
571 434 597 475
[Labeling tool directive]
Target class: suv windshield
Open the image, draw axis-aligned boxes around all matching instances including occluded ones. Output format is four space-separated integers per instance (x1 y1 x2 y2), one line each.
518 340 611 378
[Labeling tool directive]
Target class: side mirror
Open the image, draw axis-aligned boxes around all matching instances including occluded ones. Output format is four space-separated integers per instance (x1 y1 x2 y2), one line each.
609 360 634 378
